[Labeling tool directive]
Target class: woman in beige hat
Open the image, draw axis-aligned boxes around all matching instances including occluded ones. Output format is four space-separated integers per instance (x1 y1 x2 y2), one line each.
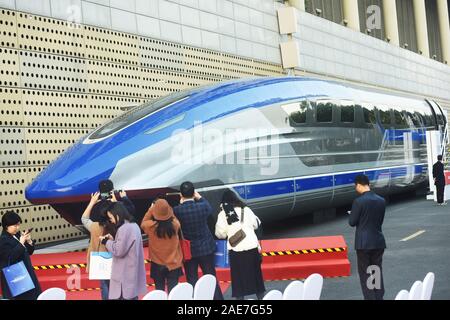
141 198 184 292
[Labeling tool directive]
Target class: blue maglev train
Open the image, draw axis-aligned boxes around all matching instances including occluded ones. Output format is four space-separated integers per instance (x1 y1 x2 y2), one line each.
25 76 447 225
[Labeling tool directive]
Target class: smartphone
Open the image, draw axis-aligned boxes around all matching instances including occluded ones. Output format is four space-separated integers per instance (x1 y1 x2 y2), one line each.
26 228 34 233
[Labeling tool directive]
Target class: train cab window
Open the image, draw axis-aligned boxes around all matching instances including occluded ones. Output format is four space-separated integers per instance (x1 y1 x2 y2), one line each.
362 104 376 124
340 102 355 123
282 101 308 125
87 93 190 140
316 101 333 123
394 109 408 128
377 106 392 127
145 113 186 134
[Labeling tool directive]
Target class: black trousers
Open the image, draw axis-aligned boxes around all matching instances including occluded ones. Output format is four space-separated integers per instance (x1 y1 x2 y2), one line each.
436 184 445 204
151 262 182 293
356 249 385 300
184 253 224 300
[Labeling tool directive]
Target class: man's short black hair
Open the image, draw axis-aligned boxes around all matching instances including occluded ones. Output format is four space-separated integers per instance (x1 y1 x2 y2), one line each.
99 179 114 193
180 181 195 198
438 155 443 161
354 174 370 186
1 210 22 230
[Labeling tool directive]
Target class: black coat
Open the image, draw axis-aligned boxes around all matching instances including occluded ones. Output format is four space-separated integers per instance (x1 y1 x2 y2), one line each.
0 231 42 300
349 191 387 250
433 161 445 186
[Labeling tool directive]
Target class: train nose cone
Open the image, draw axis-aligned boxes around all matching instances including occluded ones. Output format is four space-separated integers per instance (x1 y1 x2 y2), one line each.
25 141 115 204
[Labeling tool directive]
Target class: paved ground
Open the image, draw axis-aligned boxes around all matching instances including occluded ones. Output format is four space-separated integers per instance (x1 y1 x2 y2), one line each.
222 192 450 300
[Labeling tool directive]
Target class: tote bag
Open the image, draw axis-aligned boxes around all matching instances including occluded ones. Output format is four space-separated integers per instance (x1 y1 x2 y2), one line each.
88 249 113 280
2 261 35 297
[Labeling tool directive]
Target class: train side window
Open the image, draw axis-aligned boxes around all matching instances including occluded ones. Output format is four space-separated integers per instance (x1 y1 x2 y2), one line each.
340 102 355 123
316 101 333 123
282 101 308 125
405 111 421 127
413 112 425 127
436 113 445 127
362 104 376 124
377 106 392 127
394 109 408 128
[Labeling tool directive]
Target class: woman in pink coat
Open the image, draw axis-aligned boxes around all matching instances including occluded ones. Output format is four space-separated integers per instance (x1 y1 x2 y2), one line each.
100 202 147 300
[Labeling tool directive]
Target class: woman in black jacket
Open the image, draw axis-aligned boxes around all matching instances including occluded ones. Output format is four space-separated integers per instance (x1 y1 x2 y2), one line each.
0 211 41 300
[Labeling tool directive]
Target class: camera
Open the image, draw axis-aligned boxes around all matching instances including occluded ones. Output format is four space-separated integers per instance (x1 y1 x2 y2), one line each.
100 192 112 201
100 190 123 201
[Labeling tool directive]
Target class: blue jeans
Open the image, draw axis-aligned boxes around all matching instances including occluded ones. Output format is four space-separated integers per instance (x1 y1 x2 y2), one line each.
100 280 110 300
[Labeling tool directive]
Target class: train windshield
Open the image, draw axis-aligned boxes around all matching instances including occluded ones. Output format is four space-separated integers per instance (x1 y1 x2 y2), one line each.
87 91 190 140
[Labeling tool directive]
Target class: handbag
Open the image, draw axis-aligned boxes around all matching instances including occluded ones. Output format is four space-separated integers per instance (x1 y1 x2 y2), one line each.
228 208 247 248
88 243 113 280
178 229 192 261
2 259 35 297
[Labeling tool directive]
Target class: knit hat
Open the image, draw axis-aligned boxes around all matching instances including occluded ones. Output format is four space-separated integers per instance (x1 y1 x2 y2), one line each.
149 199 174 221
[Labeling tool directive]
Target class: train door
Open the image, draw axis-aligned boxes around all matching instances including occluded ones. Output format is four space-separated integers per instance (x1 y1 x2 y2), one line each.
291 99 334 214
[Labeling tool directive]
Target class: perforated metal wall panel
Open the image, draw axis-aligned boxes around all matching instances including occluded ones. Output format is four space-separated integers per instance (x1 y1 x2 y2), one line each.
0 8 284 245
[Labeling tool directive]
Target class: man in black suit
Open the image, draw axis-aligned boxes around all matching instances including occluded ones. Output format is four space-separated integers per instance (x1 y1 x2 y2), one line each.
349 175 386 300
433 155 446 206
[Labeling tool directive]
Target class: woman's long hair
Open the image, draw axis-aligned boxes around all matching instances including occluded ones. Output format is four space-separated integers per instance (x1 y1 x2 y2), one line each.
221 190 246 214
155 218 176 239
104 202 134 231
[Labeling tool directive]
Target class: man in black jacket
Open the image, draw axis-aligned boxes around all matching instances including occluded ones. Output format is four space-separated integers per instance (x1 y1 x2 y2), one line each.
433 155 447 206
349 175 386 300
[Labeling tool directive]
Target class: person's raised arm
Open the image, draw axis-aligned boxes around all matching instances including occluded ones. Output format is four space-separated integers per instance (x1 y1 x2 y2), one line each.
141 206 157 233
119 191 136 217
349 199 362 227
215 212 228 239
194 192 212 216
81 192 101 232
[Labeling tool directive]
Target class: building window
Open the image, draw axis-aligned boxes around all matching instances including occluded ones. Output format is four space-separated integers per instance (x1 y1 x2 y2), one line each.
425 0 443 62
305 0 344 25
396 0 418 53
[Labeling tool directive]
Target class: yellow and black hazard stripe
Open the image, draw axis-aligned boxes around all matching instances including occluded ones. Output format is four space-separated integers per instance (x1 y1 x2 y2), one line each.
33 263 87 270
34 248 346 270
261 247 346 257
34 259 154 270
